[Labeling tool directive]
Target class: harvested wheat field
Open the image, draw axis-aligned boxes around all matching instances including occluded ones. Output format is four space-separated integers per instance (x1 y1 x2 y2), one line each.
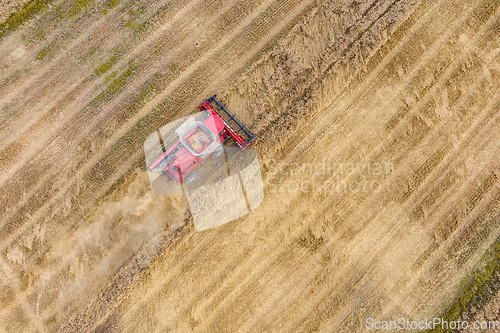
2 0 500 332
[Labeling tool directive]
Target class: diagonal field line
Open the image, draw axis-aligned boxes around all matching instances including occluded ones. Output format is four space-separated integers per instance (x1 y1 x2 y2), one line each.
279 2 500 331
0 0 279 252
110 0 319 327
57 0 318 330
0 0 244 238
0 255 48 333
118 0 500 330
0 0 204 185
0 0 266 242
0 0 311 327
0 0 201 120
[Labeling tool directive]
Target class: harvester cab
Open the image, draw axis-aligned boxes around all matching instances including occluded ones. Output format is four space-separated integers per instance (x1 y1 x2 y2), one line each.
147 95 256 184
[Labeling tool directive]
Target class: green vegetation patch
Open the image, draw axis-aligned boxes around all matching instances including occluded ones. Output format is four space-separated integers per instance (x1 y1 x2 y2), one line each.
93 45 125 73
35 29 46 39
91 60 137 106
135 21 149 34
68 0 95 18
123 19 137 30
0 70 22 89
53 4 65 22
426 225 500 333
129 75 159 113
123 18 149 34
35 42 60 60
105 0 121 10
95 55 118 76
0 0 53 38
104 71 118 83
103 60 136 96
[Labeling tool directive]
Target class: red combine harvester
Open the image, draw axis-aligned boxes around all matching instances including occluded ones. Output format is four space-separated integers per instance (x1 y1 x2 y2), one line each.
147 95 256 183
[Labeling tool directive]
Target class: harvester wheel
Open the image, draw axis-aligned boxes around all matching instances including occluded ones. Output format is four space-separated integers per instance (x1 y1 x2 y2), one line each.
211 145 225 159
184 171 198 184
